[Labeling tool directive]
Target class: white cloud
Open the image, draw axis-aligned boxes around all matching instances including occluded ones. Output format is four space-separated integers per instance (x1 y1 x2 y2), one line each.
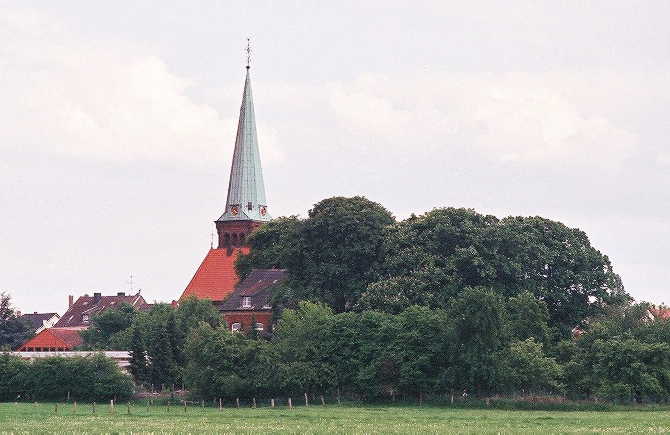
0 7 284 169
327 72 638 169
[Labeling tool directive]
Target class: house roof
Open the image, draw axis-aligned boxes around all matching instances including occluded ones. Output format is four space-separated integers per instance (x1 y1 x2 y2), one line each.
217 69 271 223
53 292 148 328
19 328 84 350
218 268 288 312
180 247 249 302
650 307 670 320
19 312 59 330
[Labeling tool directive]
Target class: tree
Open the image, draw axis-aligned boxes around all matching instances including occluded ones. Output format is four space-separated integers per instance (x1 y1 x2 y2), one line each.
79 303 137 350
146 323 175 389
0 292 32 350
358 208 628 336
128 325 149 386
238 197 395 312
506 291 551 346
274 302 336 395
449 287 509 394
392 306 454 401
497 338 564 394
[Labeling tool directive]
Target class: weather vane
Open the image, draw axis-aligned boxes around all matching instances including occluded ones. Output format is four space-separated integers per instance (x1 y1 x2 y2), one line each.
246 37 251 70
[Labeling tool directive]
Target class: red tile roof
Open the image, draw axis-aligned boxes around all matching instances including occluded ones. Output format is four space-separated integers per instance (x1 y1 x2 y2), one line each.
180 248 249 302
19 328 84 351
53 293 148 328
651 308 670 320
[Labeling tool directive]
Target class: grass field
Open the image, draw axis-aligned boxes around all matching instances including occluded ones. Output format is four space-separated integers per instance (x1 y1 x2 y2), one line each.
2 402 670 433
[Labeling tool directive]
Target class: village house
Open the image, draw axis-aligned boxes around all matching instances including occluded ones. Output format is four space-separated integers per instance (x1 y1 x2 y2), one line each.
18 291 150 351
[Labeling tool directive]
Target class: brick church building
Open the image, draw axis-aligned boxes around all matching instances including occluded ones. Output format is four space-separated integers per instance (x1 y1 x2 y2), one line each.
179 62 287 333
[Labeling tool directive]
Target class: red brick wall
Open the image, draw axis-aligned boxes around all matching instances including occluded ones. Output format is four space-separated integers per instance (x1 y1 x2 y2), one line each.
216 221 262 249
223 311 272 333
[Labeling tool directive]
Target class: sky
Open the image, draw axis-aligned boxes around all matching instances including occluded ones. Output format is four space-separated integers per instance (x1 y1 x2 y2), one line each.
1 1 669 314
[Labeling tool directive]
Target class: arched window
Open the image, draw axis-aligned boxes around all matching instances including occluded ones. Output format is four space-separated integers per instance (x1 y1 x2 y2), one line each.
254 323 264 331
231 322 241 332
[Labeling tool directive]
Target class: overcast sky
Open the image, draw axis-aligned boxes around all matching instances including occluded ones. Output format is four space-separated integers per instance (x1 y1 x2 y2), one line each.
2 1 669 314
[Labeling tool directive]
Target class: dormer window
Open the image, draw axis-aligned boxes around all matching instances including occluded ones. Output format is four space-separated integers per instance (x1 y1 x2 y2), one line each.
247 201 253 211
242 296 252 308
231 322 241 332
82 314 90 323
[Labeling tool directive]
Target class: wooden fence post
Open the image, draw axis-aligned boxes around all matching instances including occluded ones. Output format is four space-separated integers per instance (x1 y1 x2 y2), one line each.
184 400 187 413
288 397 293 409
337 388 341 405
74 401 77 413
92 402 96 414
110 399 114 414
236 398 240 408
219 398 222 410
252 397 256 408
201 399 204 408
320 395 325 406
304 392 309 407
271 398 275 408
127 402 131 415
54 403 58 414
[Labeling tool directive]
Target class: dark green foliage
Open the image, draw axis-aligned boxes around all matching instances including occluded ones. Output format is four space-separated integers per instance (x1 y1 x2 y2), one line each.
0 353 132 401
0 292 33 350
183 323 277 400
80 303 137 350
238 197 395 312
128 326 149 385
357 208 628 335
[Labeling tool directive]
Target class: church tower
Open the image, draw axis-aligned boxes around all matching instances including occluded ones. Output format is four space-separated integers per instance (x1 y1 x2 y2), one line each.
179 55 271 302
215 65 271 250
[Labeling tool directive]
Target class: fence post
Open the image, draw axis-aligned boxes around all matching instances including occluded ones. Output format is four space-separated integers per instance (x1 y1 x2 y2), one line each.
337 387 341 405
127 402 131 415
74 401 77 414
54 403 58 414
67 391 70 402
92 402 96 415
219 398 222 410
304 392 309 407
236 398 240 408
201 400 204 408
110 399 114 414
252 397 256 408
320 395 325 406
184 400 187 413
288 397 292 409
271 398 275 408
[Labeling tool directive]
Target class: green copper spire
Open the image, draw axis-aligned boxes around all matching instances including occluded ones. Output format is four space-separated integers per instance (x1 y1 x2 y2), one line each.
217 67 271 222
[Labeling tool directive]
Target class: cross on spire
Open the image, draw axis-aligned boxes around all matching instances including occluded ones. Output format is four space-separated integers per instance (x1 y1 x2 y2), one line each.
246 37 251 70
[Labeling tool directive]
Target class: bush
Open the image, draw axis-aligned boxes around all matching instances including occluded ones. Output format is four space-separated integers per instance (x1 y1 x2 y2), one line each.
0 352 133 402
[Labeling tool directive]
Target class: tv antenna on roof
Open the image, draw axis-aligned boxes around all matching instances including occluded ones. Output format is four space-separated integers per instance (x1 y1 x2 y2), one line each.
128 273 134 293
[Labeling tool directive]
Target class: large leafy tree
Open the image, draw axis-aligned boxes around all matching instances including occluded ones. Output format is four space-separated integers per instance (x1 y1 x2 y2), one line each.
358 208 628 334
0 292 32 350
238 196 395 312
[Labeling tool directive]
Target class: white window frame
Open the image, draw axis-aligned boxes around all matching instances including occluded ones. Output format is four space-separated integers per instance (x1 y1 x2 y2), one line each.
231 322 241 332
241 296 252 308
254 322 264 331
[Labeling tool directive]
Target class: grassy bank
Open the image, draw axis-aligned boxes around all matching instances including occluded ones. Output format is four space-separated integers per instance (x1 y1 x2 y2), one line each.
2 402 670 433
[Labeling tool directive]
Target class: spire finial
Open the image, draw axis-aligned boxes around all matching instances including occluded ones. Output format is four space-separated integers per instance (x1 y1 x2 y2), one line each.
245 37 251 70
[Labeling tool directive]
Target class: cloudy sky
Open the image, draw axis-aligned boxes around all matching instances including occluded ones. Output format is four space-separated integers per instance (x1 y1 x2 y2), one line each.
2 1 669 314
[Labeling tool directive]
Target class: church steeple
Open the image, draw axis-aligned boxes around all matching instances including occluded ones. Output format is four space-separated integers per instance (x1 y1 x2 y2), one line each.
217 68 270 224
215 51 270 249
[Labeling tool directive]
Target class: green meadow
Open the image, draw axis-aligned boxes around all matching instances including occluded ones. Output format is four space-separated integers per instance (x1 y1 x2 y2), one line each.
2 402 670 433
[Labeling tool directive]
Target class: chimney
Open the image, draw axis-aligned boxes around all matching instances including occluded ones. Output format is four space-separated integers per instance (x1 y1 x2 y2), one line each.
68 295 74 308
117 292 125 297
93 292 102 303
34 311 38 314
